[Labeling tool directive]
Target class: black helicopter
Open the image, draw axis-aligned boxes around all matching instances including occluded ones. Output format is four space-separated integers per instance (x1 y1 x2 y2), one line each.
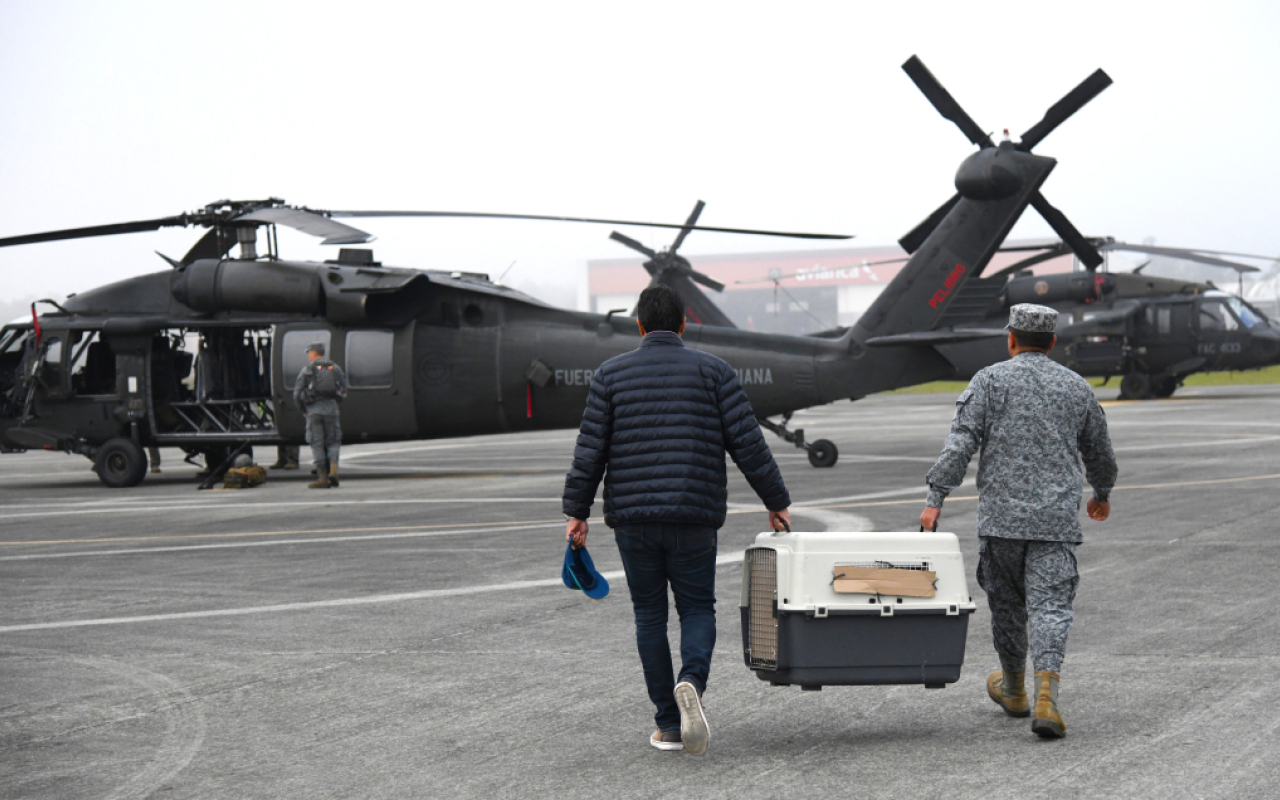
0 55 1112 487
930 240 1280 399
687 238 1280 401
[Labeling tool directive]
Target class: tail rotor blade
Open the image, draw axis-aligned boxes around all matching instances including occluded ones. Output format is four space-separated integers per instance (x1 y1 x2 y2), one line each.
1018 69 1112 152
669 200 706 255
1030 193 1103 270
609 230 658 259
902 55 994 149
898 193 961 254
688 269 726 293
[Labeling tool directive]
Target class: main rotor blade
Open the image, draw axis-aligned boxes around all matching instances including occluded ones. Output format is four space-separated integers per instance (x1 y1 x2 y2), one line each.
902 55 994 149
1018 68 1112 152
688 268 726 293
609 231 658 259
1100 242 1262 273
734 255 911 285
0 215 190 248
1030 192 1104 270
898 192 962 254
326 209 852 239
236 207 374 245
983 245 1073 281
669 200 706 255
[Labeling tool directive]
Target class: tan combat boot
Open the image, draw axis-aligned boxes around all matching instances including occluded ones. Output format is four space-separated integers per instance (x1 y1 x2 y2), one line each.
308 461 331 489
328 462 340 488
987 669 1030 718
1031 670 1066 738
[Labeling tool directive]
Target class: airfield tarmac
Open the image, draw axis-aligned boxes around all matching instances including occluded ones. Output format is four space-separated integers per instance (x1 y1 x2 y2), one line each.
1 384 1278 799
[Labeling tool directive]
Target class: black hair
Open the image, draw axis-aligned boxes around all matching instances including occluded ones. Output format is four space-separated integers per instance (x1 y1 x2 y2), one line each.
635 285 686 333
1011 329 1056 350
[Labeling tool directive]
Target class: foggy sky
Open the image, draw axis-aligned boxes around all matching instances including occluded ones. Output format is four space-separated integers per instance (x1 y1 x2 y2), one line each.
1 1 1277 314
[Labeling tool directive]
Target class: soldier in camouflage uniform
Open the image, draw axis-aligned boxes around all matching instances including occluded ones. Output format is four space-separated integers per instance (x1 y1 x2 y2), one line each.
921 303 1117 738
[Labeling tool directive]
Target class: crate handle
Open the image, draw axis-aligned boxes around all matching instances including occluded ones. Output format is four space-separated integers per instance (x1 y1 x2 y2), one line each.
771 518 792 536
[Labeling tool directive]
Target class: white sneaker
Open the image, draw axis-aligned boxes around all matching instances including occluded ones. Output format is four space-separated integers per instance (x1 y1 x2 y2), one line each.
674 681 709 756
650 730 683 751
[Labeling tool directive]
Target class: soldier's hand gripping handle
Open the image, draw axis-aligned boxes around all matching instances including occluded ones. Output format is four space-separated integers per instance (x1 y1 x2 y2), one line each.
920 506 941 532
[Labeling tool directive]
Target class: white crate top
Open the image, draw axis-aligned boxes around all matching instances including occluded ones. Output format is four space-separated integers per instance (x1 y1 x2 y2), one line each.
744 530 976 615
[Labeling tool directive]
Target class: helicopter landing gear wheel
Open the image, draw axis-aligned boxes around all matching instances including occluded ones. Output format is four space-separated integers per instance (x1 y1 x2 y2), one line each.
95 437 147 488
1153 376 1179 398
807 439 838 468
756 414 840 469
1119 372 1152 400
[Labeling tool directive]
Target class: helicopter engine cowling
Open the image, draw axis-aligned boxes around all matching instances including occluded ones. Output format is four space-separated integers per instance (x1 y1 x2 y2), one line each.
1006 272 1115 306
171 259 324 314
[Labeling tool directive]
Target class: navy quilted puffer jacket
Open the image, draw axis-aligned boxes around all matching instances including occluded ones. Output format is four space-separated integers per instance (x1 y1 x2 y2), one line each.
562 331 791 528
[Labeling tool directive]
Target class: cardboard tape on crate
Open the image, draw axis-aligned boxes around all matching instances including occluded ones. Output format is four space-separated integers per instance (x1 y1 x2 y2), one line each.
832 566 937 598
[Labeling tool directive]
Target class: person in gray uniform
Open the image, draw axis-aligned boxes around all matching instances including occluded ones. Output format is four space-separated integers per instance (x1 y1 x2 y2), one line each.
292 342 347 489
920 303 1117 739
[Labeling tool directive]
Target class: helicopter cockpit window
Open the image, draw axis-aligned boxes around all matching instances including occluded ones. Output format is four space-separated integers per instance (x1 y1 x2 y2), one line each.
1228 297 1265 329
1199 300 1239 332
282 330 331 390
344 330 394 389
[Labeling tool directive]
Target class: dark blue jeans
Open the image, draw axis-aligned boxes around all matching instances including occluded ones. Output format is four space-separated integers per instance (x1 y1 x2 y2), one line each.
614 522 718 733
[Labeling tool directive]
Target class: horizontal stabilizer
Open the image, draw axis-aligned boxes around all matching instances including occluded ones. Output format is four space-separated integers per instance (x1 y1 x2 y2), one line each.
865 328 1007 347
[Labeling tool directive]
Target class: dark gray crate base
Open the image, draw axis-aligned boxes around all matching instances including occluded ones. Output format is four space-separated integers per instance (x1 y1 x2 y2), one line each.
742 607 973 688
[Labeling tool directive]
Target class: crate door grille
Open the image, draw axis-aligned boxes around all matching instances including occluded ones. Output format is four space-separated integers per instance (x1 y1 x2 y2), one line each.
747 549 778 669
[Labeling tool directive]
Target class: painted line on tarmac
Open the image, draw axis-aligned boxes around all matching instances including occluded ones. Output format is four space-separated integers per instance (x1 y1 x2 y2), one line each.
0 521 562 561
1113 434 1280 452
0 496 564 521
0 551 749 634
0 517 567 548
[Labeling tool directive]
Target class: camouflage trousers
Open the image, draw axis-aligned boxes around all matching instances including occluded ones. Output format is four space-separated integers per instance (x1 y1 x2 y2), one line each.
976 537 1079 675
306 413 341 468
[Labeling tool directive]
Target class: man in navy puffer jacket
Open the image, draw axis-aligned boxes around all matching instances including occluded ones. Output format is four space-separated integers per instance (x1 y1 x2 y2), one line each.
563 285 791 756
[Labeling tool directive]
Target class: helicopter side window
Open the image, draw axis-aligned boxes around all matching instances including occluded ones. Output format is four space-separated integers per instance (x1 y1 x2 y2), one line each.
344 330 394 389
282 330 331 390
1155 307 1172 335
70 331 116 395
1199 301 1238 332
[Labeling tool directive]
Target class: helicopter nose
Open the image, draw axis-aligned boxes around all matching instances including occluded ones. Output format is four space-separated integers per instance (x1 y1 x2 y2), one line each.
1251 327 1280 361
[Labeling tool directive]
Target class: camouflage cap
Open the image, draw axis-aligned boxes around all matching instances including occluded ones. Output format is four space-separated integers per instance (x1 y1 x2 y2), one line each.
306 341 326 355
1007 303 1058 334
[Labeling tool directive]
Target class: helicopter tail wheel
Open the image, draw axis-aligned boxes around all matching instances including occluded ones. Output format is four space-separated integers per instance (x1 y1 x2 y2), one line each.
94 437 148 488
1119 372 1152 400
807 439 838 468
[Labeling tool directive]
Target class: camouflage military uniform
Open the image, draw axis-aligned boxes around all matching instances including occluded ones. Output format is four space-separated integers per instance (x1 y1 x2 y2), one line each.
925 324 1117 674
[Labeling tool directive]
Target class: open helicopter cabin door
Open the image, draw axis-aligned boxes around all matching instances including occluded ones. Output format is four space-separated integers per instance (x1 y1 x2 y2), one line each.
273 323 417 442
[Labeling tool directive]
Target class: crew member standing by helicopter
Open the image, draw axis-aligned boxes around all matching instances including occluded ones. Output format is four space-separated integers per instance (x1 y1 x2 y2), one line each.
293 342 347 489
920 303 1117 739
